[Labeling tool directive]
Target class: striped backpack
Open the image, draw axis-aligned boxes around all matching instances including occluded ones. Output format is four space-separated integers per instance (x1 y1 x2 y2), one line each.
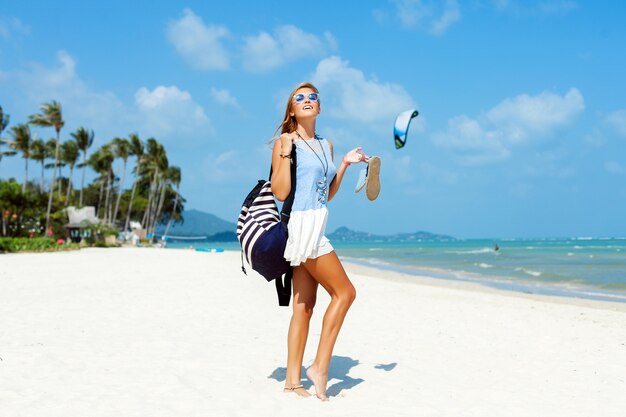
236 145 296 306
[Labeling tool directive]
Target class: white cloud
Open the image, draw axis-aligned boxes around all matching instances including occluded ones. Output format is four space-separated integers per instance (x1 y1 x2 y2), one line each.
432 115 511 165
311 56 415 124
485 88 584 142
392 0 461 35
604 109 626 138
134 85 211 137
0 16 30 39
432 88 584 165
394 0 431 27
2 50 129 138
166 8 230 70
210 87 239 108
605 161 626 175
0 51 211 145
430 0 461 35
242 25 335 72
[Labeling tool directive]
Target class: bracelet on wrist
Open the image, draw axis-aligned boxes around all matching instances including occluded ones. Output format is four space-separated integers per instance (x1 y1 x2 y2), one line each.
280 153 292 160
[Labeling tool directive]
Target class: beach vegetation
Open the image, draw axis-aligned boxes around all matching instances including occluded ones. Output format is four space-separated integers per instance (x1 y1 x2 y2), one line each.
29 100 65 234
111 137 130 227
0 179 49 237
71 126 95 207
0 106 15 164
0 236 79 253
60 139 80 205
6 123 32 192
0 101 186 249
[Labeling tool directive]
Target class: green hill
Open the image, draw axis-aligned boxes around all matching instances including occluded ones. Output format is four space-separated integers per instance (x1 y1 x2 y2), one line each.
328 226 455 242
157 210 453 243
157 209 235 238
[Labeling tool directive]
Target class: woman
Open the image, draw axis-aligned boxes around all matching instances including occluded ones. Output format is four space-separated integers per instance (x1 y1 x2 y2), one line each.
271 82 368 401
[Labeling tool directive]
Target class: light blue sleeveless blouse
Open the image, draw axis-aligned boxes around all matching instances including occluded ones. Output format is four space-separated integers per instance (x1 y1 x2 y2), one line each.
283 135 337 265
292 136 337 211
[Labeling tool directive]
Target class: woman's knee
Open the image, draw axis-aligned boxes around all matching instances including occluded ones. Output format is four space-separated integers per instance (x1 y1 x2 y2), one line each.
293 297 316 319
346 283 356 305
336 283 356 308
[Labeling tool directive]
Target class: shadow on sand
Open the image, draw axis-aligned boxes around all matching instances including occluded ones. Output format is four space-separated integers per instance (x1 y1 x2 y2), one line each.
268 355 397 397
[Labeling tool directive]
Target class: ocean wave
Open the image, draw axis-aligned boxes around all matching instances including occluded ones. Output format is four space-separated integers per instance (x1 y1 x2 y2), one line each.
341 256 394 267
445 248 494 255
568 290 626 301
515 267 542 277
340 254 626 303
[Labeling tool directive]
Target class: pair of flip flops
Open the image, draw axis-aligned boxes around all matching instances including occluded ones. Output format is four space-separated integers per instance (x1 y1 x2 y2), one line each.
355 156 381 201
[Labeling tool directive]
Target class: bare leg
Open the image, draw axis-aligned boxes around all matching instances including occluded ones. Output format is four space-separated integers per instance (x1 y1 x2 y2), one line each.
284 265 318 397
303 251 356 401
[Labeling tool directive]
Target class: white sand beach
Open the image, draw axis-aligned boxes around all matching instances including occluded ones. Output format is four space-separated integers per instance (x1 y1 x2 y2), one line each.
1 248 625 417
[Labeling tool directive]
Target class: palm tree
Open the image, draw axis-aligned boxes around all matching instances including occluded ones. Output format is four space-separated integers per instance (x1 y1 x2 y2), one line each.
0 140 17 166
29 101 64 234
162 166 181 238
61 140 80 205
8 124 32 192
71 127 94 207
149 153 170 240
0 106 14 166
0 106 12 163
124 133 144 232
30 138 47 192
92 144 115 224
87 145 113 221
111 137 130 226
141 138 167 240
0 105 9 141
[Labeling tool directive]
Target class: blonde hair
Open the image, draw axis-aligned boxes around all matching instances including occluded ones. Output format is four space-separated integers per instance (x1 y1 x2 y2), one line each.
272 82 320 140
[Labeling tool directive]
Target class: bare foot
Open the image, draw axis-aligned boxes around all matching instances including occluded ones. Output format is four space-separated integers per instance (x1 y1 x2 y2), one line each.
283 385 311 398
306 365 329 401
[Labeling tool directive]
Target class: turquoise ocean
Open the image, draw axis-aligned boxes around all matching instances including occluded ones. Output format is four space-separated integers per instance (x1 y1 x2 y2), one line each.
166 237 626 303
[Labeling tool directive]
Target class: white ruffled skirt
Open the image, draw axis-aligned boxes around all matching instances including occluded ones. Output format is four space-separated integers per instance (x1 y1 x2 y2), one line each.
284 207 334 266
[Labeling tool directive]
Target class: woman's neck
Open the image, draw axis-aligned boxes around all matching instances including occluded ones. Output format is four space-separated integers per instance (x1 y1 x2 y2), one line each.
296 122 316 140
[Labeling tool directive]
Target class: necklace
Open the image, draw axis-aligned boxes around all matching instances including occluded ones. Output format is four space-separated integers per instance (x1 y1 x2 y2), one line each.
297 132 329 204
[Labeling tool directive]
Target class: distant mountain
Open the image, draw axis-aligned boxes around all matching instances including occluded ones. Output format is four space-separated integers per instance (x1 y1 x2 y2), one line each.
328 226 455 242
156 209 236 238
157 210 453 243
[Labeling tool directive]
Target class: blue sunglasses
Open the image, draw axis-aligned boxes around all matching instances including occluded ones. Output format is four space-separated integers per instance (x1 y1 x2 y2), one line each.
293 92 319 103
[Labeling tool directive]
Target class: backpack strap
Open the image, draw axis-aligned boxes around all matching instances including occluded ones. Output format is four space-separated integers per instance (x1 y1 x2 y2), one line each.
280 144 297 225
268 143 297 218
268 144 297 307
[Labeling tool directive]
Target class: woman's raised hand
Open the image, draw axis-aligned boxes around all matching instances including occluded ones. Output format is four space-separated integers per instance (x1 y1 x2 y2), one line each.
279 133 296 154
342 147 369 166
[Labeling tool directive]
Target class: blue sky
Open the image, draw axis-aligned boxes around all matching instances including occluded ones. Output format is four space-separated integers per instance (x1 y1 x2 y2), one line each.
1 0 625 238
